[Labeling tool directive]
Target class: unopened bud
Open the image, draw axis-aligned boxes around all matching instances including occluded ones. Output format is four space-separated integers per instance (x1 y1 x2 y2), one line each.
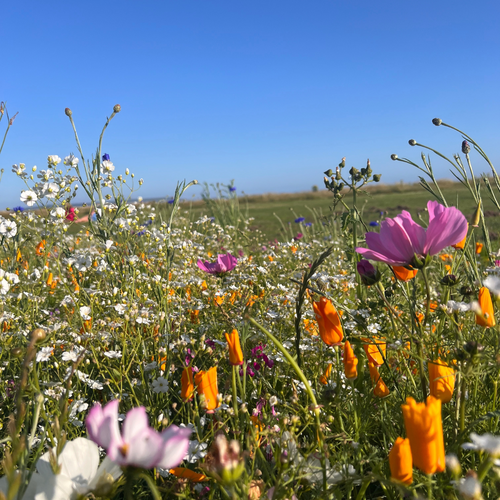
373 174 381 182
65 108 72 117
113 104 121 113
357 260 381 286
31 328 46 343
462 140 471 155
470 200 481 227
391 154 398 161
408 139 417 146
324 169 333 177
339 157 345 168
432 118 442 126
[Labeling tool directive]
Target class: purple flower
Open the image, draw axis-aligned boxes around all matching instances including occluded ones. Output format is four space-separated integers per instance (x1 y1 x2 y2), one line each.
357 259 381 285
305 222 312 227
197 253 238 274
295 217 305 223
12 206 24 213
86 400 191 469
293 233 303 241
369 221 379 227
229 186 237 192
167 198 174 204
102 153 110 162
356 201 468 267
205 339 216 349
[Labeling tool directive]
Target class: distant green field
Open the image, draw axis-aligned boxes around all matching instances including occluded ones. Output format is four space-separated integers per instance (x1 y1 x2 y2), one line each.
176 180 500 243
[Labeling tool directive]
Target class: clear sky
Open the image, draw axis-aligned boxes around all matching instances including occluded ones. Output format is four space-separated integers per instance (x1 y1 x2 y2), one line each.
1 0 499 207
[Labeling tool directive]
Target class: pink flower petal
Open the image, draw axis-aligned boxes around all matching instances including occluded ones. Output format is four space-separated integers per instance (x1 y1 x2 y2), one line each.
424 205 468 255
157 425 192 469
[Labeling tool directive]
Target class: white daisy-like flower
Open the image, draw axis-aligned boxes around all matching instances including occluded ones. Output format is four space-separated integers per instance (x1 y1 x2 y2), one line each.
456 476 482 499
152 376 169 393
79 306 91 320
64 154 79 167
0 220 17 238
42 182 60 199
20 190 38 206
37 347 54 362
104 350 122 359
462 433 500 457
101 160 115 173
484 276 500 298
47 155 61 166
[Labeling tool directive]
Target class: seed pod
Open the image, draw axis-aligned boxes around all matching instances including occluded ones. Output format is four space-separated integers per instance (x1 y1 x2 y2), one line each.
391 154 398 161
31 328 46 343
408 139 417 146
10 347 23 358
432 118 442 126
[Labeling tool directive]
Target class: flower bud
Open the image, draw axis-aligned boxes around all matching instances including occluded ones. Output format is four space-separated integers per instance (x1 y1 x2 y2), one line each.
441 274 459 286
10 347 23 358
113 104 121 113
339 157 346 168
391 154 398 161
470 200 481 228
432 118 442 126
373 174 381 182
357 260 381 285
65 108 72 116
462 140 471 154
31 328 46 343
408 139 417 146
324 169 334 177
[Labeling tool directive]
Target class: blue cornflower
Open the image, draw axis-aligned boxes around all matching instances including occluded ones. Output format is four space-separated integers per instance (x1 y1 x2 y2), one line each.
141 219 153 227
167 198 175 204
369 221 379 227
102 153 110 161
136 230 146 236
295 217 305 223
305 222 312 227
229 186 237 192
12 206 24 212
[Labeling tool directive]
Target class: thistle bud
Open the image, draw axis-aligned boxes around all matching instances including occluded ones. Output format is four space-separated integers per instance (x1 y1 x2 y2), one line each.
349 167 359 176
113 104 121 113
339 157 346 168
336 167 341 180
441 274 459 287
470 200 481 227
462 140 470 154
391 154 398 161
323 177 330 189
408 139 416 146
324 169 334 177
65 108 72 117
373 174 381 182
432 118 442 126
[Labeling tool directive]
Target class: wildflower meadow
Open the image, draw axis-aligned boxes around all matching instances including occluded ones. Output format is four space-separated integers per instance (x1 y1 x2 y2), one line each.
1 104 500 500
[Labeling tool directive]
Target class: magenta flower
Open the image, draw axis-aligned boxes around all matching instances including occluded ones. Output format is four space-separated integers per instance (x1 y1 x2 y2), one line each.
197 253 238 274
86 400 191 469
356 201 467 266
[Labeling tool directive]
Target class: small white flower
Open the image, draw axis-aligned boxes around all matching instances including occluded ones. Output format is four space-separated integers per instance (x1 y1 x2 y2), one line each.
104 350 122 359
79 306 91 320
101 160 115 173
457 476 482 499
152 377 169 393
20 190 38 206
37 347 54 362
47 155 62 166
64 154 79 167
462 433 500 457
484 276 500 298
42 182 60 199
0 220 17 238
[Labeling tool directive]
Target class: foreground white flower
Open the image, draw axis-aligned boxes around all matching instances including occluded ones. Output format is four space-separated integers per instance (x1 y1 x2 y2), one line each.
20 190 38 206
462 432 500 457
0 438 121 500
484 276 500 299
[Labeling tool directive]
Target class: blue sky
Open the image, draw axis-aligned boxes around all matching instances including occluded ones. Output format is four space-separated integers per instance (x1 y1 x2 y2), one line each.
1 0 499 207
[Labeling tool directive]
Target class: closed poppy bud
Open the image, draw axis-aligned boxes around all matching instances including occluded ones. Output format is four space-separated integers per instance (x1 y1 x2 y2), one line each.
319 363 333 385
476 287 496 328
402 396 445 475
429 360 455 403
363 337 386 366
195 367 219 411
312 297 343 346
225 329 243 366
392 266 418 282
389 437 413 484
368 361 390 398
46 273 53 286
475 242 483 254
181 367 195 400
16 249 22 262
343 341 358 380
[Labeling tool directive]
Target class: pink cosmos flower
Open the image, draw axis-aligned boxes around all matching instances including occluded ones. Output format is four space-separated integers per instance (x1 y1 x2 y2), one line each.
356 201 467 266
197 253 238 274
86 400 191 469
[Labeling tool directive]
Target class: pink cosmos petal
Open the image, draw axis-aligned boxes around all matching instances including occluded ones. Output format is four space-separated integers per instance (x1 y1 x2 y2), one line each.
108 427 164 468
218 253 238 272
197 253 237 274
397 211 426 255
379 218 415 263
122 407 149 442
86 400 121 449
157 425 193 469
361 232 408 264
216 254 228 273
355 247 406 266
424 206 468 255
427 200 446 223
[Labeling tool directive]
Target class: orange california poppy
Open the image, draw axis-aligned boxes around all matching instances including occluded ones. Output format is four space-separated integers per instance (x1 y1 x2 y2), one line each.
319 363 333 385
36 240 46 256
389 437 413 484
368 361 390 398
401 396 445 475
362 337 386 366
225 329 244 366
428 360 455 403
476 242 483 254
343 341 358 380
476 286 496 328
392 266 418 282
181 367 195 400
169 468 207 482
312 297 343 346
194 366 219 411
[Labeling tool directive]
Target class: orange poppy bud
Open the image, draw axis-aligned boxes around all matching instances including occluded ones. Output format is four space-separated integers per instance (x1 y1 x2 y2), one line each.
392 266 418 282
225 329 244 366
181 367 195 400
312 297 343 346
46 273 53 286
194 366 219 411
476 286 496 328
343 341 358 380
169 467 207 482
368 361 390 397
389 437 413 484
429 360 455 403
16 249 22 262
402 396 445 475
475 242 483 254
319 363 333 385
362 337 386 366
